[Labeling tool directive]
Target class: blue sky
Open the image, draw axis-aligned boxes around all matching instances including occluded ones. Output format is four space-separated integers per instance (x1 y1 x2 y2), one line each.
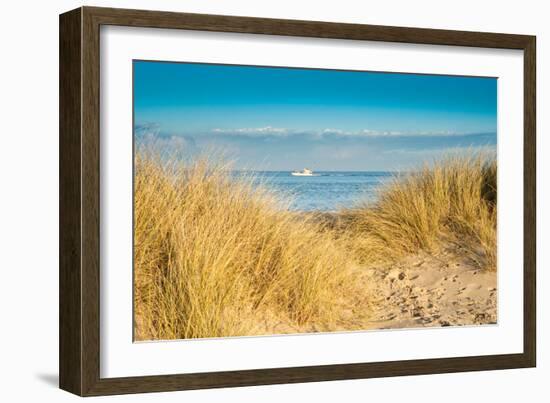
134 61 497 171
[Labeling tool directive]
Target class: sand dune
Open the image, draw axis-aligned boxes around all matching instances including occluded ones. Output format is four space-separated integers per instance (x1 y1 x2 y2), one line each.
134 153 497 340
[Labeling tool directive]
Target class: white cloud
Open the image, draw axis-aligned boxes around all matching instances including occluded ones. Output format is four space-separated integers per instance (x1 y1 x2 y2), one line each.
209 126 485 139
384 144 496 156
212 126 289 136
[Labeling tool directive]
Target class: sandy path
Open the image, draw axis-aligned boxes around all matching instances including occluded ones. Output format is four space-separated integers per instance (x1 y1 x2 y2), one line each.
236 244 497 336
361 246 497 330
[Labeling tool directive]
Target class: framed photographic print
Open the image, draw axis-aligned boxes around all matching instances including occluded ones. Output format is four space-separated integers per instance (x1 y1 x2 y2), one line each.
59 6 536 396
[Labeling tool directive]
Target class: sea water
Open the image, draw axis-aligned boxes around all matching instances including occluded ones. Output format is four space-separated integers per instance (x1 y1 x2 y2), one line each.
244 171 395 212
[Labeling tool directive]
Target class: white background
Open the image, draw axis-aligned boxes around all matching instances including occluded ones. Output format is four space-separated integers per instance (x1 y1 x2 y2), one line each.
101 26 524 378
0 0 547 401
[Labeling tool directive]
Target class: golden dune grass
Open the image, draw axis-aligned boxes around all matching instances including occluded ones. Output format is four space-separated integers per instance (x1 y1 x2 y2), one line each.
339 156 497 271
134 151 496 340
134 152 358 341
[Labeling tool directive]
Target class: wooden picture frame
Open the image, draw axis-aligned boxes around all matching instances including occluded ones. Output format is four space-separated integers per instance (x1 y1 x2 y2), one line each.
59 6 536 396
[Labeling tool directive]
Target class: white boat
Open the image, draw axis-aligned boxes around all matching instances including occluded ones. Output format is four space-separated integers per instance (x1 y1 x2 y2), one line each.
291 168 316 176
